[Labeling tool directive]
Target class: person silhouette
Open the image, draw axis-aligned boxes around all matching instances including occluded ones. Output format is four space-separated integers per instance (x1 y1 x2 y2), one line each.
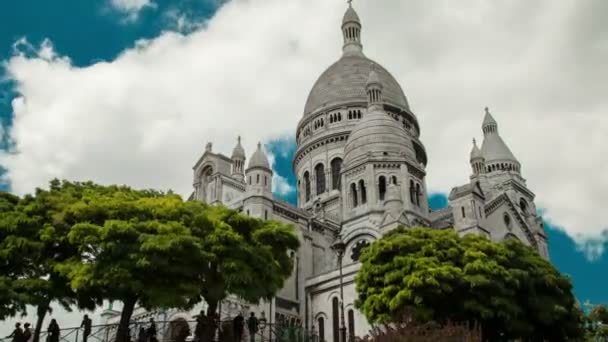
147 318 157 342
246 313 258 342
6 323 23 342
23 323 32 342
232 313 244 342
47 319 60 342
80 315 92 342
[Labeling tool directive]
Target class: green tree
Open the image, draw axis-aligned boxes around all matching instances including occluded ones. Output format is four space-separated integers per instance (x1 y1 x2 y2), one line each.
355 227 583 341
187 204 300 341
56 182 208 342
0 182 98 342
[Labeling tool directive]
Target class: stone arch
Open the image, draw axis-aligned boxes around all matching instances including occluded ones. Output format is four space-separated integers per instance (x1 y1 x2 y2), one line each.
303 171 311 202
519 198 529 214
331 157 343 190
378 176 387 201
315 163 326 195
358 179 367 204
166 317 191 342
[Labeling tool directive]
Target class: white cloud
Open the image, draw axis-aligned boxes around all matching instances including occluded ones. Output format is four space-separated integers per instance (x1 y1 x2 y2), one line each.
2 0 608 257
110 0 155 21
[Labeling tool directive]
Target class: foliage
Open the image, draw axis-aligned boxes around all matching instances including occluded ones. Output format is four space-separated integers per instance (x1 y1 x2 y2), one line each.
0 181 99 342
186 204 300 341
584 304 608 340
355 227 584 341
361 317 482 342
51 181 207 342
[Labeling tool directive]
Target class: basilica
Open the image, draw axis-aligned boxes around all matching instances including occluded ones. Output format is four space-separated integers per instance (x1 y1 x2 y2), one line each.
103 3 548 341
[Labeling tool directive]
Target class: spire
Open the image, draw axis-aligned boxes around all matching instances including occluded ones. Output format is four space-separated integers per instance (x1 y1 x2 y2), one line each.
366 64 383 111
342 0 363 56
231 135 246 159
482 107 498 135
470 138 483 161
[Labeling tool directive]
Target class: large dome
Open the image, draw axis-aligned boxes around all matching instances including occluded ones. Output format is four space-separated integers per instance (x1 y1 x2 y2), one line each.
343 109 415 165
303 54 410 116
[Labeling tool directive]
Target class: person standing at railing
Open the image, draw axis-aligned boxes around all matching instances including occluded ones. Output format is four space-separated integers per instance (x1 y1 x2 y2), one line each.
193 310 205 342
246 313 258 342
137 327 146 342
23 323 32 342
5 323 23 342
47 320 60 342
80 315 92 342
232 313 244 342
146 318 157 342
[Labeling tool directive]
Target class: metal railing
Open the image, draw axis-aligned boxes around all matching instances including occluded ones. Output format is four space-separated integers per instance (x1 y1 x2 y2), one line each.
2 321 319 342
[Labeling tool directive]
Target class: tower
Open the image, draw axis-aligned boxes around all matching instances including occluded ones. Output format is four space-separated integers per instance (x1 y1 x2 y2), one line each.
342 0 362 56
231 136 246 182
244 142 273 219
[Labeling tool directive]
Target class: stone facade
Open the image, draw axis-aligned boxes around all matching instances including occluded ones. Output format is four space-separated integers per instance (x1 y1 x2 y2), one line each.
103 3 549 341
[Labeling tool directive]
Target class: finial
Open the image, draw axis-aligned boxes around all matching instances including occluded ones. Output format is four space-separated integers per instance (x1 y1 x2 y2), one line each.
257 142 262 149
347 0 353 7
485 106 490 115
473 138 477 146
237 135 241 144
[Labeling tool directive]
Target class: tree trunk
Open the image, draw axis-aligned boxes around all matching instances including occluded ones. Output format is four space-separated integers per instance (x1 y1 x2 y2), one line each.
202 299 219 342
33 300 51 342
115 298 137 342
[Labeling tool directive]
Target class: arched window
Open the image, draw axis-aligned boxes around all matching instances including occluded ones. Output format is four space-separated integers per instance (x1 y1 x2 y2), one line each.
359 180 367 204
391 176 397 185
409 180 415 203
503 212 512 230
315 163 326 195
331 158 343 190
248 176 251 185
461 206 466 218
304 172 311 202
265 210 268 220
378 176 387 201
415 183 421 206
350 183 358 207
318 317 325 342
264 176 267 186
332 298 339 342
348 310 355 341
519 198 529 214
256 174 260 184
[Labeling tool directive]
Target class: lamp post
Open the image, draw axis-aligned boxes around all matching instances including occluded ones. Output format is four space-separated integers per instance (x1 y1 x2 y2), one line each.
331 238 347 342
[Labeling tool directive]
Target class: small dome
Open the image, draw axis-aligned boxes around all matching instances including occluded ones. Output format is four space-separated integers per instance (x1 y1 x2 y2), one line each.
247 142 271 170
343 109 414 165
231 136 245 159
342 5 360 25
470 138 483 161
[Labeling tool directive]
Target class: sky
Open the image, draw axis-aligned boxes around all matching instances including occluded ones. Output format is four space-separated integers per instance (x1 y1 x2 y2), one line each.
1 0 607 334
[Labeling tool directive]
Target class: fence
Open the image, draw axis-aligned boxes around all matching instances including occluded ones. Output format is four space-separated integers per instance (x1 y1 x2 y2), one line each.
1 320 319 342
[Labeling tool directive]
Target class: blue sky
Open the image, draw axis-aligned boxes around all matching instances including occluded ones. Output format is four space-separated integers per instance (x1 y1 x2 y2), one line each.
0 0 606 330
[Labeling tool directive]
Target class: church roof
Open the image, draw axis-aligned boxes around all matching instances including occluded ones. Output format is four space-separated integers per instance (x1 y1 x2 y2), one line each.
302 53 410 117
247 142 271 170
481 134 518 163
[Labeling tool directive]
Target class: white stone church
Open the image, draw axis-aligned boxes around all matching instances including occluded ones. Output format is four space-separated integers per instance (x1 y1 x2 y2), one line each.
103 3 548 341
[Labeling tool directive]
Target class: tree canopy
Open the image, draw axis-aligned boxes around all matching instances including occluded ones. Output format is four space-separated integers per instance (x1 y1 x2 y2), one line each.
1 180 300 342
355 227 584 341
0 181 98 342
